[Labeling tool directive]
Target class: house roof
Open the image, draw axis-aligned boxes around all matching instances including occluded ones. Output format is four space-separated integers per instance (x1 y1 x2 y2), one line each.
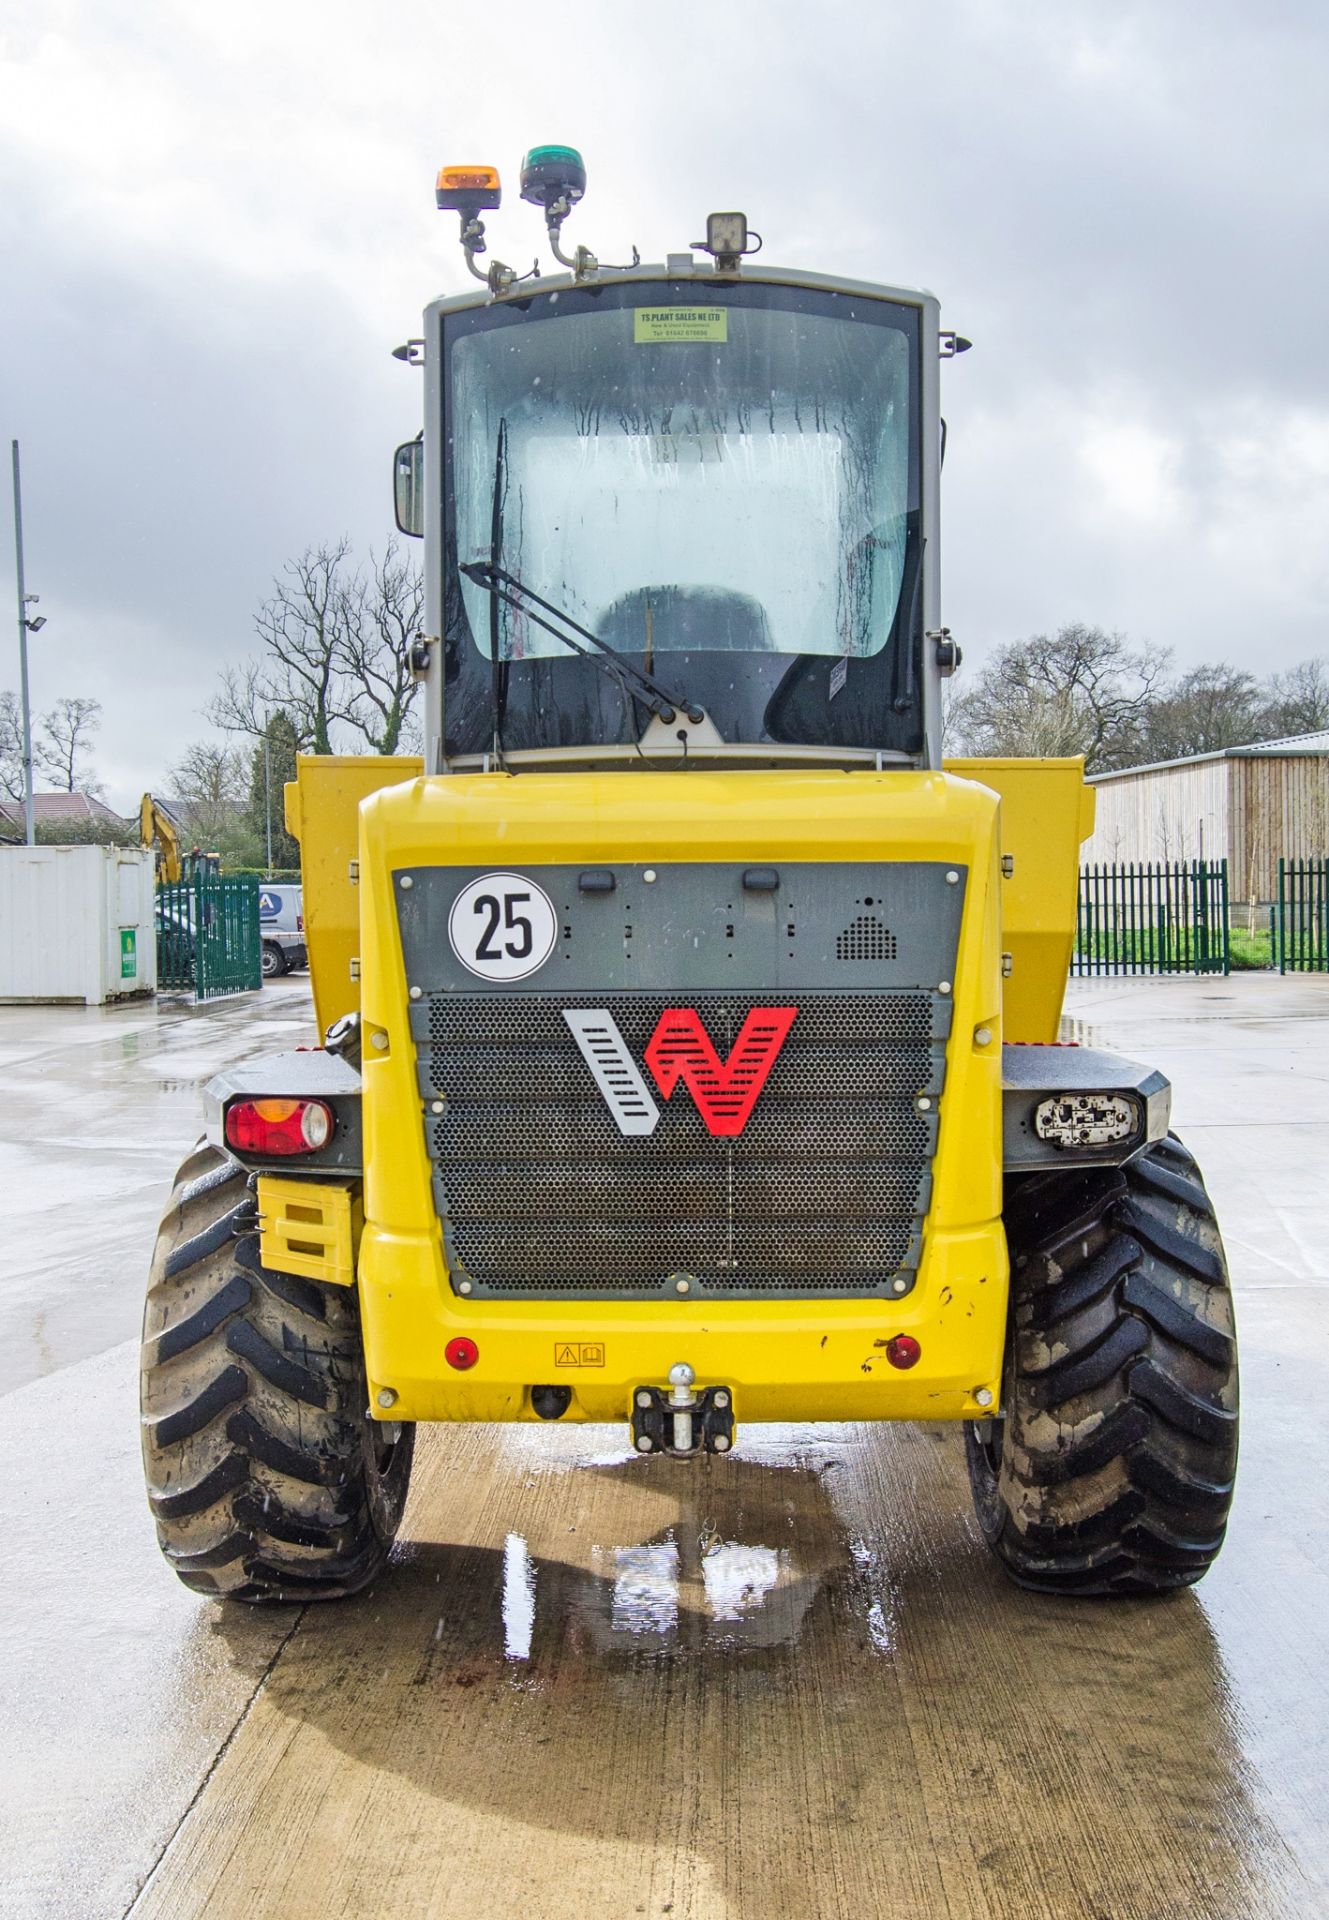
0 790 129 825
1090 729 1329 784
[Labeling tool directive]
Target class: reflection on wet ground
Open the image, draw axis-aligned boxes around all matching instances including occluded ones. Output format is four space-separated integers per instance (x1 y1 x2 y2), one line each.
2 975 1327 1917
129 1422 1323 1920
0 977 312 1394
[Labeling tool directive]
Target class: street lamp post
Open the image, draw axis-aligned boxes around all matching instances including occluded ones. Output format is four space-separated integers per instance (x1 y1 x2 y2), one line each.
263 713 273 874
10 441 45 848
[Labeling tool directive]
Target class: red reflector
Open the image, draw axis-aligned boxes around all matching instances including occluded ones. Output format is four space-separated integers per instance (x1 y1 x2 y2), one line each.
224 1097 332 1156
886 1334 921 1370
445 1337 479 1371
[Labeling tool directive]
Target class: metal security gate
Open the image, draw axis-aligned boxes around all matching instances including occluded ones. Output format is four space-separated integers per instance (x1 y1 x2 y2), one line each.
1073 862 1230 976
156 874 261 999
1275 859 1329 973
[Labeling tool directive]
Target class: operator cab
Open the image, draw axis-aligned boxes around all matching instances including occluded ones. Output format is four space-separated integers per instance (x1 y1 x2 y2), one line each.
399 152 951 772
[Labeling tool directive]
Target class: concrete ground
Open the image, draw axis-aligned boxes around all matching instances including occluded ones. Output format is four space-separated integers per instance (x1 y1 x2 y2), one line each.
1 972 1326 1920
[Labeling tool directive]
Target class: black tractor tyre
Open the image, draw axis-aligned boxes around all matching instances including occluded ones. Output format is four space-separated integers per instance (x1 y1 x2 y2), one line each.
261 940 287 979
140 1141 414 1602
966 1133 1238 1596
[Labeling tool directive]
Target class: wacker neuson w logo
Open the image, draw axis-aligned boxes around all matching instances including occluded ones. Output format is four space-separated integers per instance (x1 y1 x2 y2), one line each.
564 1006 798 1138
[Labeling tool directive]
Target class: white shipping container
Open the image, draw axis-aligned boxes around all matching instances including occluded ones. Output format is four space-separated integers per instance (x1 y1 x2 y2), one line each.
0 846 158 1004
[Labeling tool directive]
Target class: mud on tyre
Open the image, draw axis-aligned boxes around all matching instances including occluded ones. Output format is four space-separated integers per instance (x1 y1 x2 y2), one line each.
140 1141 413 1601
966 1132 1238 1596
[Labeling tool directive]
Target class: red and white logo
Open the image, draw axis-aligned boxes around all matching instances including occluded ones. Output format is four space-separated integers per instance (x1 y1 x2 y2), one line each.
564 1006 798 1138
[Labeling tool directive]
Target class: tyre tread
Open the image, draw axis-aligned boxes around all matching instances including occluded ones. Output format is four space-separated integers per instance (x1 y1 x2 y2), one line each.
141 1142 413 1604
966 1131 1239 1597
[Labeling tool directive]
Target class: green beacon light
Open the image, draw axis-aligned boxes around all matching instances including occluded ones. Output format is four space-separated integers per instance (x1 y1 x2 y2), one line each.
520 146 623 279
519 145 587 211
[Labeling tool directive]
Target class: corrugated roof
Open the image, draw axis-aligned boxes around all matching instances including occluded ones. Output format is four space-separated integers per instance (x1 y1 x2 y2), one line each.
1234 728 1329 754
1090 728 1329 783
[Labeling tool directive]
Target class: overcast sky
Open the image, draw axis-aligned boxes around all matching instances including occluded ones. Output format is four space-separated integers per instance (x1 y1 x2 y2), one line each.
3 0 1327 809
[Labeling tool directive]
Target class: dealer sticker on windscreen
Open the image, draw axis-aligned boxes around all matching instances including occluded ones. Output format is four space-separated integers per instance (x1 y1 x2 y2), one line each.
448 873 558 982
634 307 728 344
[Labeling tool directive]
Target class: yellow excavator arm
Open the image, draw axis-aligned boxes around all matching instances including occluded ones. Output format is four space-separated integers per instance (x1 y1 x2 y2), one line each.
139 792 182 884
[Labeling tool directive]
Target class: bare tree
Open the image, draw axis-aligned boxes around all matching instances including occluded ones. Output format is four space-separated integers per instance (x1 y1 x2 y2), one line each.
210 539 423 756
0 691 23 803
948 625 1170 771
1260 659 1329 739
1138 663 1264 762
209 542 350 752
1138 656 1329 761
337 545 425 754
37 697 103 794
165 740 250 845
208 659 276 748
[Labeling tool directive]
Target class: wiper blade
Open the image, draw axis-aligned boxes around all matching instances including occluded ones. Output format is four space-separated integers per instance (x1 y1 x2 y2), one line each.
459 561 706 726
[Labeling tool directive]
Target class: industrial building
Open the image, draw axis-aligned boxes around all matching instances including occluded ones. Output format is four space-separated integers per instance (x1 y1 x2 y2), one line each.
1083 730 1329 907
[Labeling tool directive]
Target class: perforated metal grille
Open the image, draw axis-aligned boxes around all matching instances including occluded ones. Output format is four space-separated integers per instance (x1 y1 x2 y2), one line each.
836 915 898 961
417 991 944 1298
427 992 930 1050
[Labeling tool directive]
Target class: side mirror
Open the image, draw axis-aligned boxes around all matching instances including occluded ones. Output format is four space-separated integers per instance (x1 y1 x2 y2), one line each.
393 438 424 538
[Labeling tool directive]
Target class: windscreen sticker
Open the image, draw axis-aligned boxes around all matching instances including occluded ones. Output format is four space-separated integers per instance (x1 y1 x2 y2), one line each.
634 308 728 344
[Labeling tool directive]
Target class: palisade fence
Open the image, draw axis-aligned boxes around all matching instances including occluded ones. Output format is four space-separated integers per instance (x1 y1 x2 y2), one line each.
1275 859 1329 974
156 874 262 999
1073 861 1230 977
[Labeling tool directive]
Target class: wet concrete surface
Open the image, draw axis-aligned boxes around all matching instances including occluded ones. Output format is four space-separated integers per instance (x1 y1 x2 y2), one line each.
0 981 315 1396
2 974 1327 1918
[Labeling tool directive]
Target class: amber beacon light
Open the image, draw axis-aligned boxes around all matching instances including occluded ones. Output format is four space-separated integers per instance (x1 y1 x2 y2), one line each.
435 165 502 213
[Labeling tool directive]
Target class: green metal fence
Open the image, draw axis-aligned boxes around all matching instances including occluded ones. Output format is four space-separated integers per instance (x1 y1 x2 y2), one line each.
156 874 262 999
1275 859 1329 973
1074 861 1230 976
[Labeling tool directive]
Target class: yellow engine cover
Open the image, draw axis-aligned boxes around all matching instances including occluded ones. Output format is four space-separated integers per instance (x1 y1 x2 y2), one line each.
347 766 1011 1428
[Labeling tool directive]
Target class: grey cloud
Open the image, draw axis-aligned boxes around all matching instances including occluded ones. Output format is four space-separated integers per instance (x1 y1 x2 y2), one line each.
2 0 1327 809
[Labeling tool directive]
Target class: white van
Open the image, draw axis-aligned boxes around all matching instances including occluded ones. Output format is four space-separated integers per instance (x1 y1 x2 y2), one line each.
258 883 308 979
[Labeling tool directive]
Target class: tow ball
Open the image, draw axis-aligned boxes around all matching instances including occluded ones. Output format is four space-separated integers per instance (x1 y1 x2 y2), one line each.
632 1363 735 1456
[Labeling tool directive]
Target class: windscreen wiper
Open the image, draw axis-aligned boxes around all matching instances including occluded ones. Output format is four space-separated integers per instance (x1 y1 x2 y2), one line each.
888 519 923 716
459 561 706 727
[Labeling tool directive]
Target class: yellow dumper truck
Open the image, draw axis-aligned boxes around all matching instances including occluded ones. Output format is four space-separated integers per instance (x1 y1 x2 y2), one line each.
141 153 1238 1601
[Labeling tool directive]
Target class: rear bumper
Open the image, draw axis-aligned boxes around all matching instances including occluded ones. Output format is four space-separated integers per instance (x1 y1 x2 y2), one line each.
357 1218 1008 1427
263 937 307 970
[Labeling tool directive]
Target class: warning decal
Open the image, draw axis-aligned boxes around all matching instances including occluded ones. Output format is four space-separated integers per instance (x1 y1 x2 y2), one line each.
555 1342 606 1368
634 308 728 344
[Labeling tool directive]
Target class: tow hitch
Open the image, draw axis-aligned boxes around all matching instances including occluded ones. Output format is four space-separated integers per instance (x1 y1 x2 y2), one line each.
631 1363 735 1456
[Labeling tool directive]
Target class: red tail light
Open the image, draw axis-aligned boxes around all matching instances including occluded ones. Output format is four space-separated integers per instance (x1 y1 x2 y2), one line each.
225 1097 332 1155
885 1334 921 1370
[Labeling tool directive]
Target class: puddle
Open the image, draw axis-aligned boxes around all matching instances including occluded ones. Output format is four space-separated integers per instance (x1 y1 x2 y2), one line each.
701 1540 785 1621
476 1433 916 1664
606 1539 680 1639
